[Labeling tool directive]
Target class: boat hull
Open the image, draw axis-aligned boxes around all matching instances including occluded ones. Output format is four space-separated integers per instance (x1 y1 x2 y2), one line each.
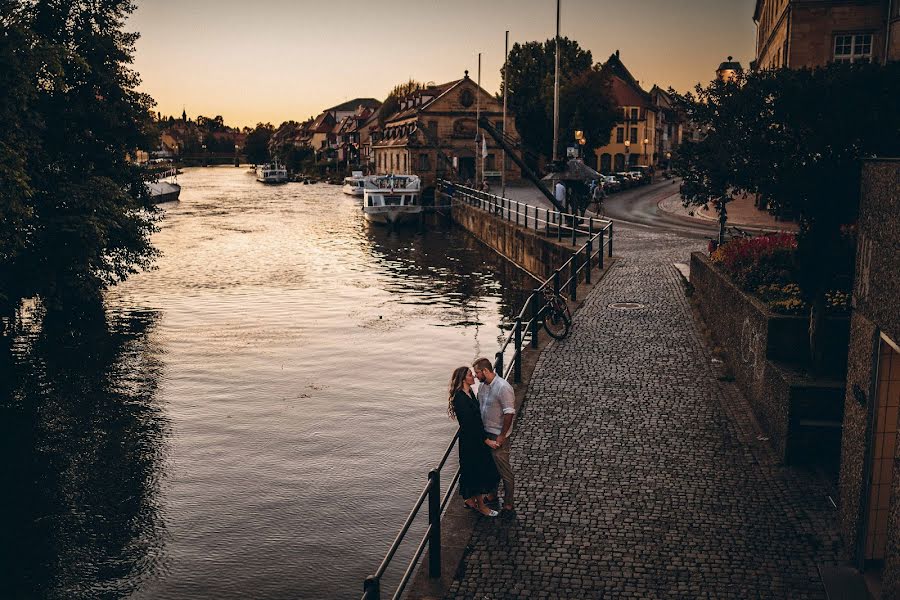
342 184 364 197
256 175 289 184
147 181 181 204
363 205 423 225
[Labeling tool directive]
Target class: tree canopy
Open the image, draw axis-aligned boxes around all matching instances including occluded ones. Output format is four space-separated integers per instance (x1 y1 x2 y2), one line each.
672 62 900 367
503 38 617 166
243 123 275 165
1 0 159 310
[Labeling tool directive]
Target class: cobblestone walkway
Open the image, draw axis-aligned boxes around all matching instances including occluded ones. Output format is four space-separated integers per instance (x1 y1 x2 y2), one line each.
444 225 845 599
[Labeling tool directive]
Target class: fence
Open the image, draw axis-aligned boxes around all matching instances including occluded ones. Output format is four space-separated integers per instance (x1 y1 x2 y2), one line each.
360 182 614 600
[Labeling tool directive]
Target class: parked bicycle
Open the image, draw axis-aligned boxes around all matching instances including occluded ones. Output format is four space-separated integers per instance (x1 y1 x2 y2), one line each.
541 287 572 340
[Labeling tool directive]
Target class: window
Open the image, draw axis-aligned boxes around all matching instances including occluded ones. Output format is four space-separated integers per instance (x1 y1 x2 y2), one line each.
419 153 431 171
629 128 638 144
630 107 639 121
486 154 496 170
834 33 873 63
616 127 624 143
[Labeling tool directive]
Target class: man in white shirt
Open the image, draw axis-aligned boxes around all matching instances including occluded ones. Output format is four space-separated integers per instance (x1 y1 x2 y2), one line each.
473 357 516 511
554 181 566 209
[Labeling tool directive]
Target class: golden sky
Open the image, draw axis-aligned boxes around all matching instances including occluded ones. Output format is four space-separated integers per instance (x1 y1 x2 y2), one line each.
130 0 757 128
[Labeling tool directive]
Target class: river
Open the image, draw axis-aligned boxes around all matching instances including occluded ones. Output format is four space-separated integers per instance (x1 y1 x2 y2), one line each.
1 166 533 599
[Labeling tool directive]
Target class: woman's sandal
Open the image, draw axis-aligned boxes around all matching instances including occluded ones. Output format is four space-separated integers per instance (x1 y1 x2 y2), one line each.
480 508 499 518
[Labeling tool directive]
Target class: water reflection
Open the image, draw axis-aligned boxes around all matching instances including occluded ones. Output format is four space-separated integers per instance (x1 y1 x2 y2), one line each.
1 304 168 600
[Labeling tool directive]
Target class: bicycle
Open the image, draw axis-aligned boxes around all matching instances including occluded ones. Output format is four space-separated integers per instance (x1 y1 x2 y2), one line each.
540 286 572 340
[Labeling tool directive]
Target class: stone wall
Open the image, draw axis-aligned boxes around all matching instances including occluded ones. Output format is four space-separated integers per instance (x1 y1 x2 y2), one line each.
690 252 848 464
838 159 900 598
451 200 593 284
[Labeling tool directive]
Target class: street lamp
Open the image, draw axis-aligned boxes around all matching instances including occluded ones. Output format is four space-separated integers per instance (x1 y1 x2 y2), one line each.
642 137 649 166
623 139 630 169
234 144 240 167
201 143 207 167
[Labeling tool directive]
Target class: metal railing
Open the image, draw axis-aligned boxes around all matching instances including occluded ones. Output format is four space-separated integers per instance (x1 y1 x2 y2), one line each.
360 182 614 600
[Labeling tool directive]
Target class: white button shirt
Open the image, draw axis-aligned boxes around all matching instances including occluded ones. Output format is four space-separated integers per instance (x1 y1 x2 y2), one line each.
476 375 516 435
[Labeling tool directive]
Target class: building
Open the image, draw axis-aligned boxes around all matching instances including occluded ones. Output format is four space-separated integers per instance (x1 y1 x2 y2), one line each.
649 86 684 171
753 0 900 70
716 56 744 81
370 71 521 191
594 51 658 173
838 159 900 599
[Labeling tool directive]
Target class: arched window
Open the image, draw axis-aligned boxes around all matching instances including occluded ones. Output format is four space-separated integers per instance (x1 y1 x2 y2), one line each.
600 153 612 173
614 153 625 171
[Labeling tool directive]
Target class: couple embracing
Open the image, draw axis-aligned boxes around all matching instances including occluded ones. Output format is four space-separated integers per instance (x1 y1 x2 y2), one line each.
447 358 516 518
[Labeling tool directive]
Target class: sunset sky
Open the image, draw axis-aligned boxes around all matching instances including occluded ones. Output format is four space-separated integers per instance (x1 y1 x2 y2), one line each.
129 0 757 128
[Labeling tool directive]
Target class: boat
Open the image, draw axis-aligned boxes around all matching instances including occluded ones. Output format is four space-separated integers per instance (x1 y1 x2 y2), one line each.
255 161 289 183
146 167 181 203
362 174 422 225
342 171 369 197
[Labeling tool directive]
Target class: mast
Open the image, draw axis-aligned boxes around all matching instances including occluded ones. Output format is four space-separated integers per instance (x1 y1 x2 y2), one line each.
502 30 509 198
552 0 560 162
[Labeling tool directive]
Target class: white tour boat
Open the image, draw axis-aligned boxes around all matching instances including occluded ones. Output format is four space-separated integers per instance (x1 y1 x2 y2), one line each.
362 174 422 225
256 161 289 183
342 171 369 197
146 167 181 203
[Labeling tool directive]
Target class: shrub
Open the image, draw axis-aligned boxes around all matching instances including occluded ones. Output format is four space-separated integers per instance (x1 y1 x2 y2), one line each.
711 233 797 290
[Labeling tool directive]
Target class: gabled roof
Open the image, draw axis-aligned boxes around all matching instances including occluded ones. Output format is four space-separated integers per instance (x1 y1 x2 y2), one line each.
382 77 474 124
309 111 336 133
602 51 653 107
324 98 382 113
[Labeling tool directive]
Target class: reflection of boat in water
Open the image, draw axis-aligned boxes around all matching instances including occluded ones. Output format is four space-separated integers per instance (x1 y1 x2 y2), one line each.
146 168 181 203
362 174 421 225
255 161 289 184
342 171 369 197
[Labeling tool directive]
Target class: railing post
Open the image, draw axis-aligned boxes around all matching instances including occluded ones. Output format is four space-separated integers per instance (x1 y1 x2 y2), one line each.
556 212 562 242
599 229 605 270
524 203 528 229
530 293 539 348
513 318 522 383
571 214 577 246
495 350 504 379
608 222 614 257
515 202 520 227
570 252 578 300
585 238 592 284
363 576 380 600
553 270 560 297
545 208 550 236
428 468 441 579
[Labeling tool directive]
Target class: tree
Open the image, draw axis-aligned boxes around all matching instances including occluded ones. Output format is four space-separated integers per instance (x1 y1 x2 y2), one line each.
673 62 900 370
378 79 424 125
1 0 159 310
243 123 274 165
502 38 614 165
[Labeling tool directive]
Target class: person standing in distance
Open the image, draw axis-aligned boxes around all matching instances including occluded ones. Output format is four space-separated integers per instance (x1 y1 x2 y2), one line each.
472 357 516 512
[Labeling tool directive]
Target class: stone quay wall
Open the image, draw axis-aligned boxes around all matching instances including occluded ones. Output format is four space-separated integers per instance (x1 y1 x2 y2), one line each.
690 252 849 466
451 200 595 284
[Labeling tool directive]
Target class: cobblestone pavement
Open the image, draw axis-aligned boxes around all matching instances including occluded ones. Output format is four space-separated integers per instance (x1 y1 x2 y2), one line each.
444 224 845 599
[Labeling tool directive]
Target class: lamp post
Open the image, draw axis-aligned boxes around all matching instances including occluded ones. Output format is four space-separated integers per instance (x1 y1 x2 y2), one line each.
623 139 630 170
201 143 207 167
234 144 240 167
665 151 672 177
642 137 649 166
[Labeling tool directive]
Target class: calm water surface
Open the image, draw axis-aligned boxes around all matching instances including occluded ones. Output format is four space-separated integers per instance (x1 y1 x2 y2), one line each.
1 167 531 599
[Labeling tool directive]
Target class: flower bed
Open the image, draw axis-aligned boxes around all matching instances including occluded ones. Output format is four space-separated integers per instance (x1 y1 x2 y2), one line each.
710 233 851 315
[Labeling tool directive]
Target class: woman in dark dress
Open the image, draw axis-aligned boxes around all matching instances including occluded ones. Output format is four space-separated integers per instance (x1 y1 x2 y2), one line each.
448 366 500 517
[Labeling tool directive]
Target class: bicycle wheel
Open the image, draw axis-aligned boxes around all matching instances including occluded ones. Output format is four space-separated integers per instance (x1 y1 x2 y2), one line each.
543 307 571 340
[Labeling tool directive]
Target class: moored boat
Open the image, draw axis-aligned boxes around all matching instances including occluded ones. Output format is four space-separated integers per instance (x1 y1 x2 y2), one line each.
256 161 289 183
342 171 369 197
362 174 422 225
146 167 181 203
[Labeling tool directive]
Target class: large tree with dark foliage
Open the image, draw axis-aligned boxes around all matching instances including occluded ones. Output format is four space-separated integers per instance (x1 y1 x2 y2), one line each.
0 0 159 311
673 62 900 370
502 38 616 166
243 123 274 165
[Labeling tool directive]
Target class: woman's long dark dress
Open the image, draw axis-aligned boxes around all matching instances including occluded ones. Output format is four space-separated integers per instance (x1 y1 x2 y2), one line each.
453 389 500 499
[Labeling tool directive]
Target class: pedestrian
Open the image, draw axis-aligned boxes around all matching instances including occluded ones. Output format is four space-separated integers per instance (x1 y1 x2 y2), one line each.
473 357 516 512
448 366 500 517
554 180 566 209
481 179 491 193
592 179 606 212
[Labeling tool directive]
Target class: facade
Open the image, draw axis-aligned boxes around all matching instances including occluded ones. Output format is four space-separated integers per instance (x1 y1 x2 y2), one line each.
649 86 683 172
594 51 658 173
753 0 900 69
371 72 522 191
838 160 900 599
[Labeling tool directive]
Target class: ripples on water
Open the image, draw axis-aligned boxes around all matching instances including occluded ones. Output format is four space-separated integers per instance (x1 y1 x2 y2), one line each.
0 167 531 599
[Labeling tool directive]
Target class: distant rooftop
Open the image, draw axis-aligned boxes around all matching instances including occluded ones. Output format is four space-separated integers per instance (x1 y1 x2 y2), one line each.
324 98 382 113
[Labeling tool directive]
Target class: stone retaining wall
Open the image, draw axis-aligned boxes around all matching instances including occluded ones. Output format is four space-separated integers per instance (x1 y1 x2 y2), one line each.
690 252 848 465
451 200 594 283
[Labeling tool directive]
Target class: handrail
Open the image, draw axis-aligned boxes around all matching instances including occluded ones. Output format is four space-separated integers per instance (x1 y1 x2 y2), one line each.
360 181 614 600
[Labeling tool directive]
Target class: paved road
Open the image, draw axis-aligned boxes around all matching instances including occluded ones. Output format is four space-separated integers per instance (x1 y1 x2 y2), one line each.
443 222 844 599
599 180 718 239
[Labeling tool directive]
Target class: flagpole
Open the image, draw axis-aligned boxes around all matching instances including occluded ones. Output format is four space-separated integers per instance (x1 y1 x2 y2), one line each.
502 30 509 199
552 0 560 163
477 52 482 187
